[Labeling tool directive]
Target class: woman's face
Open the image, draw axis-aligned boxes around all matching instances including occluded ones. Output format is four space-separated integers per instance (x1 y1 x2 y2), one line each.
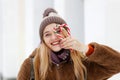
43 23 64 52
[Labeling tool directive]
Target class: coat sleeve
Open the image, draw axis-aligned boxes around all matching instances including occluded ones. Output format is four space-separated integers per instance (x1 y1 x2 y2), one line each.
17 58 31 80
84 42 120 80
17 48 37 80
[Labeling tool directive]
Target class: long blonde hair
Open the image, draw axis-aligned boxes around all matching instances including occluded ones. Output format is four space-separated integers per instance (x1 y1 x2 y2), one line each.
34 43 51 80
34 25 86 80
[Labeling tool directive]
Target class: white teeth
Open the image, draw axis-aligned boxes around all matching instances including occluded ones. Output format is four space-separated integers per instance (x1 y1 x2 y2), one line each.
52 41 59 45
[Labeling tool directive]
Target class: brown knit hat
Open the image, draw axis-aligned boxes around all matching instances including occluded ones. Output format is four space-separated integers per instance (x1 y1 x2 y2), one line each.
39 8 67 42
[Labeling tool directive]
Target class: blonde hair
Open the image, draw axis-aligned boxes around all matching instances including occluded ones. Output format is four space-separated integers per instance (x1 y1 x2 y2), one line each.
34 43 51 80
34 25 86 80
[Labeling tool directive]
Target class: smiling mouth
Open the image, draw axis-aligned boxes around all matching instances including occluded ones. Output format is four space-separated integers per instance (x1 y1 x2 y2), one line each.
51 40 61 46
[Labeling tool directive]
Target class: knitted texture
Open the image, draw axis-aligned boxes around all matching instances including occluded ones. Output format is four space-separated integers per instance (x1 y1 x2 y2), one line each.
39 8 67 41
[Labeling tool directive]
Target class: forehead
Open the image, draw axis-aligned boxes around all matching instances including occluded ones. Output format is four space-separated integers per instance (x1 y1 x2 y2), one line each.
43 23 58 32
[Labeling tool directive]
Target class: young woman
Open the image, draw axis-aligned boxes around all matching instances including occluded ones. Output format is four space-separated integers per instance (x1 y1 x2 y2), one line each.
17 8 120 80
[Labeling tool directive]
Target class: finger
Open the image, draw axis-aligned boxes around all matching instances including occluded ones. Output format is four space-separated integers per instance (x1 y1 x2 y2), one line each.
61 28 70 37
61 43 73 49
61 39 73 47
61 38 75 48
61 40 75 49
60 36 73 45
56 34 64 40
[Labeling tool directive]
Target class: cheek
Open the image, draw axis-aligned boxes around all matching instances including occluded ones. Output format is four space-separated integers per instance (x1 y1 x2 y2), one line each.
43 38 51 46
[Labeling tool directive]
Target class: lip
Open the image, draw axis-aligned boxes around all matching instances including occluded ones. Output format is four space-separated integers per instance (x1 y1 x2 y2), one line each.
51 40 61 46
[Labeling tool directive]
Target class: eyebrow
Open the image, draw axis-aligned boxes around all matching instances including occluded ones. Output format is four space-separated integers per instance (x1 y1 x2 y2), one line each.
43 31 50 34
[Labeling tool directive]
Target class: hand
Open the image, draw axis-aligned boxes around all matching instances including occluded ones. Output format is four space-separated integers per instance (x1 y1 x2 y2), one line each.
60 36 88 53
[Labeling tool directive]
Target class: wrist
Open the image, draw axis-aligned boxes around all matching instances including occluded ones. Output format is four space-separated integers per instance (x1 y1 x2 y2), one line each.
78 44 89 54
82 45 89 55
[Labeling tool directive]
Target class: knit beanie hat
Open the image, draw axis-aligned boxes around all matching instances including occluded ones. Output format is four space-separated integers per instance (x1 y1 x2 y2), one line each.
39 8 67 42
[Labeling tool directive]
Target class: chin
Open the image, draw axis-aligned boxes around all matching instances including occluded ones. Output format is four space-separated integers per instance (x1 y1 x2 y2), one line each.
52 48 62 52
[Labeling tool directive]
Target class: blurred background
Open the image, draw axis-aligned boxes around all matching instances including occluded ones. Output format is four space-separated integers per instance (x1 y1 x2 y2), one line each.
0 0 120 80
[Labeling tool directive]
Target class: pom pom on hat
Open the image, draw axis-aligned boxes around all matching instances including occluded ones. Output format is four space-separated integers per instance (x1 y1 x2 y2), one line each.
43 8 57 18
39 8 67 42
